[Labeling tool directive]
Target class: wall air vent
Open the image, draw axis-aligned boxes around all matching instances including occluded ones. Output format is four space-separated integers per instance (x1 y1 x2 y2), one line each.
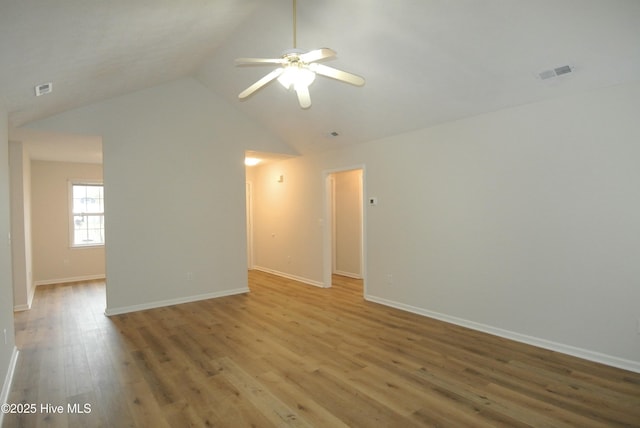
538 65 574 80
34 82 53 96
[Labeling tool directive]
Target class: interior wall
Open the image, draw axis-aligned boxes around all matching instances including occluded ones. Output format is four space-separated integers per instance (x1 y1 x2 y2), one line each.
332 169 362 278
0 108 18 411
250 157 325 286
26 77 294 313
30 160 105 285
250 81 640 370
245 164 256 183
8 141 33 310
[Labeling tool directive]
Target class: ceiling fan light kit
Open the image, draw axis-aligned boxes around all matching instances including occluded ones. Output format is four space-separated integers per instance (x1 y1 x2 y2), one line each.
277 59 316 90
236 0 364 109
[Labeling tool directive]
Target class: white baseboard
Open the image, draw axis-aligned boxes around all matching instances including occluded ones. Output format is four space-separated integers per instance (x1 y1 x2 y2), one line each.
252 266 325 288
35 274 106 286
0 347 19 426
333 270 363 280
366 294 640 374
27 281 36 308
13 283 37 312
104 287 250 316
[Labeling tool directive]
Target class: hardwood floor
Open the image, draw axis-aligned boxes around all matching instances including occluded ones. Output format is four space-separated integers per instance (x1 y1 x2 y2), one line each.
4 271 640 427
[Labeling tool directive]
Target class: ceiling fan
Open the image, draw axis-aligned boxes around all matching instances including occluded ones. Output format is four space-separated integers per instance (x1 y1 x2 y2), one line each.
235 0 365 109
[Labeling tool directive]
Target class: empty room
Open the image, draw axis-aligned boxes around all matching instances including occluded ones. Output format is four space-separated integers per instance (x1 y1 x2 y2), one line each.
1 1 639 426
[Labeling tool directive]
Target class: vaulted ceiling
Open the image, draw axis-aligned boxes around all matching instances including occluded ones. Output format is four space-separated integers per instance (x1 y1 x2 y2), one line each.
2 0 640 156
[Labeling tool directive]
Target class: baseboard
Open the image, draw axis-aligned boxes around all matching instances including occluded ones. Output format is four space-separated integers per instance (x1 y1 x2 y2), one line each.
333 270 363 280
27 281 36 308
13 283 37 312
104 287 250 316
366 294 640 374
0 347 19 427
252 266 325 288
35 274 106 286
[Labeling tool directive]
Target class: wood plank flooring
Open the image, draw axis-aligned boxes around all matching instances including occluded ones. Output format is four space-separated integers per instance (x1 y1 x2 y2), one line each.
4 271 640 427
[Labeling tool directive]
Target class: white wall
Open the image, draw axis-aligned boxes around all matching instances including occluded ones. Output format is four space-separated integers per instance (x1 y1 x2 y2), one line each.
250 81 640 371
0 108 18 418
30 161 105 285
9 141 33 310
250 156 325 286
26 78 294 314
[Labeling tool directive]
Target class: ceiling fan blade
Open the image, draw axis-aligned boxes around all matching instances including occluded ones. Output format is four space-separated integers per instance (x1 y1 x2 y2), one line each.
310 63 365 86
238 68 284 99
299 48 336 63
295 86 312 109
235 57 287 65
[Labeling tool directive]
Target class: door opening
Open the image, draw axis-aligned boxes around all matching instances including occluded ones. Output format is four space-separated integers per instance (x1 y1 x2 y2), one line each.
323 167 365 293
246 181 254 270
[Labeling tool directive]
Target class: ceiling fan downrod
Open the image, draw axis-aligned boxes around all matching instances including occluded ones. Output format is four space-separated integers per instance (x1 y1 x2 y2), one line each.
292 0 297 49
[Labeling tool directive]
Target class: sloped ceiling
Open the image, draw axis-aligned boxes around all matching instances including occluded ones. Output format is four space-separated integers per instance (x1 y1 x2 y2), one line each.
2 0 640 156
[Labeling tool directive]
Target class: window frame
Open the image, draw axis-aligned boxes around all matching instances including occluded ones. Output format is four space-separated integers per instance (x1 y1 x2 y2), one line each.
68 180 105 249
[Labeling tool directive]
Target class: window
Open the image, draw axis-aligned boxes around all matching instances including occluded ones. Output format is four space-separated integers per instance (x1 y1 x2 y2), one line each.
70 183 105 247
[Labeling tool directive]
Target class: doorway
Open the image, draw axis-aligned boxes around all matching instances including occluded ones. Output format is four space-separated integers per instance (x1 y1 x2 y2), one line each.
245 181 254 270
9 133 106 312
323 167 365 292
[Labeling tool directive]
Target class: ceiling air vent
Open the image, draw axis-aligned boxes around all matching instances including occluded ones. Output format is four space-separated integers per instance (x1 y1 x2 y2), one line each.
34 82 53 96
538 65 574 80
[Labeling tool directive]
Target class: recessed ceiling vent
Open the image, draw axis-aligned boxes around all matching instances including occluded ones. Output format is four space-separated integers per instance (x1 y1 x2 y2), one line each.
34 82 53 96
538 65 574 80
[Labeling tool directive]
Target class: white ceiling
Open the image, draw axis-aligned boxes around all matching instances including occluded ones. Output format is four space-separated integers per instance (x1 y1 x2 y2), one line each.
2 0 640 158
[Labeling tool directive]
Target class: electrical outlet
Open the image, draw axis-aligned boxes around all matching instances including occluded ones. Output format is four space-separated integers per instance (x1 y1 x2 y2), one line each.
3 328 7 345
186 272 193 281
